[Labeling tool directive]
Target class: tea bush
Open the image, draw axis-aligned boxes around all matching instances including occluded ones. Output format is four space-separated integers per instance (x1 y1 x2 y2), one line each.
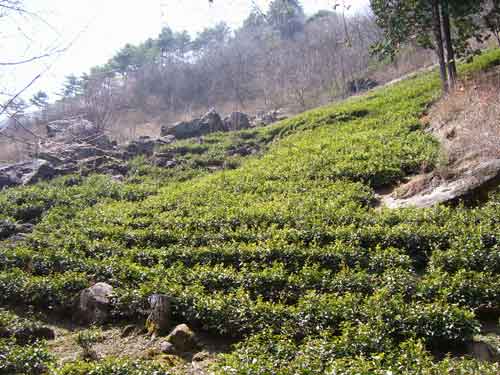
0 338 53 374
1 49 500 373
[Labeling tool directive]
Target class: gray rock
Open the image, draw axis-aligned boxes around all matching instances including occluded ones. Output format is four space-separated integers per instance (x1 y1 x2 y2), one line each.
467 335 500 362
123 136 175 158
156 135 175 145
161 109 225 139
223 112 251 131
123 136 157 157
347 78 378 94
15 223 34 234
226 144 259 157
46 120 69 138
111 175 124 182
153 153 177 168
192 351 210 362
384 159 500 208
161 119 201 139
166 324 197 353
78 156 127 176
76 282 113 324
159 341 176 354
0 174 15 189
47 118 99 142
253 109 287 127
0 220 16 240
22 160 56 185
200 108 224 133
0 159 56 188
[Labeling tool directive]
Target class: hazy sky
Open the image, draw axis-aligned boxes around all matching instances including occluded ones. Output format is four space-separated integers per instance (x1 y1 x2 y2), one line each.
2 0 370 102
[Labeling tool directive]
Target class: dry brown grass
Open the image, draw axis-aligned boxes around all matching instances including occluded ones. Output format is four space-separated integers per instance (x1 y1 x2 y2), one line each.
46 323 229 373
429 69 500 168
371 47 436 85
0 121 47 163
382 65 500 203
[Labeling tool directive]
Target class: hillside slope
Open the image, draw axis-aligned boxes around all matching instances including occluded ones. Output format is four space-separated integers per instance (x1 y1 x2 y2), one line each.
0 51 499 374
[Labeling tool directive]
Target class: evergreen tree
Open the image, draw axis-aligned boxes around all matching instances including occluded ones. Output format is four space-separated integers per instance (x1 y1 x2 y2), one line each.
59 74 83 98
370 0 486 92
267 0 305 39
30 91 49 109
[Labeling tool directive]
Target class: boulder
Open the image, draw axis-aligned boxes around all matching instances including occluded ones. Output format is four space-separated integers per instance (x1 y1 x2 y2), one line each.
200 108 224 133
467 335 500 362
16 223 34 232
0 159 56 187
223 112 251 131
157 135 175 145
0 220 16 240
78 156 127 176
161 119 200 139
46 120 69 138
159 341 176 354
165 324 197 353
37 138 120 166
66 119 99 140
47 118 99 142
123 136 156 157
152 153 177 168
226 144 259 157
22 160 57 185
123 136 175 158
253 109 287 127
347 78 378 94
192 351 210 362
161 109 225 139
76 282 113 324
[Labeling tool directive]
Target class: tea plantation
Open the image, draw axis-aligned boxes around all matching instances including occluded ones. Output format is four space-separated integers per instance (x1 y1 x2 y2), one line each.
0 51 499 374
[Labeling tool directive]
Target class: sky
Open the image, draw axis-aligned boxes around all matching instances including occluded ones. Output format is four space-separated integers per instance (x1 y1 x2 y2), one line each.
1 0 370 104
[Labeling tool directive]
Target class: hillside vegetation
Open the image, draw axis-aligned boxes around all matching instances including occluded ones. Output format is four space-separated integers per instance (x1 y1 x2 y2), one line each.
0 50 499 374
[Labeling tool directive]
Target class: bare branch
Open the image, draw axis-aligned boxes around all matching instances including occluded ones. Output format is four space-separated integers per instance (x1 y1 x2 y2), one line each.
0 73 41 116
0 48 65 66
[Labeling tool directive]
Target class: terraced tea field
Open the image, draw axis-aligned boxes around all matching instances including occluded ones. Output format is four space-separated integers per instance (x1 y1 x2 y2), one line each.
0 50 499 374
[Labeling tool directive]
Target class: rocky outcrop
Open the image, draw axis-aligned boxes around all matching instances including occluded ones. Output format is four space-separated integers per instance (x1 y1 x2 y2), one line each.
200 108 225 133
1 116 179 189
123 135 175 158
0 220 16 240
347 78 378 95
223 112 251 131
46 117 100 142
0 220 34 243
252 109 287 127
161 109 225 139
76 282 114 324
0 159 56 189
383 159 500 209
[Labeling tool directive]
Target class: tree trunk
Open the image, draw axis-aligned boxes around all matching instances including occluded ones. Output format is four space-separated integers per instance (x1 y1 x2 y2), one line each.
431 0 448 93
440 0 457 88
146 294 171 336
495 29 500 47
